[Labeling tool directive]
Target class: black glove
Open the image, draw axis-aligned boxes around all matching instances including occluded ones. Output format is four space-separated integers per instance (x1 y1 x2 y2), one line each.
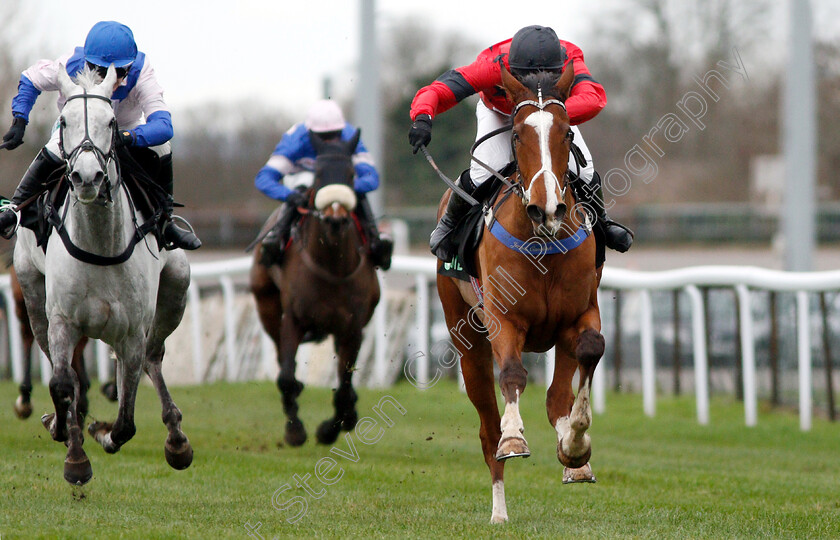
116 130 134 148
408 114 432 154
286 188 308 208
2 117 26 150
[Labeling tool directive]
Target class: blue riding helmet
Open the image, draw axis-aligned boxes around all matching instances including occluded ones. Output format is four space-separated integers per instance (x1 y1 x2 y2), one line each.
84 21 137 68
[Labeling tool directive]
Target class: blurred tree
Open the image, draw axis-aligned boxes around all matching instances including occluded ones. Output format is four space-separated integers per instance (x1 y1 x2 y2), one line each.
378 19 480 208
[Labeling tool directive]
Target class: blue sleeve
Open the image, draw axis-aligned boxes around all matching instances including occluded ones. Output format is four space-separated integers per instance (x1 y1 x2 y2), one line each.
11 75 40 122
353 162 379 193
131 110 174 147
255 166 292 201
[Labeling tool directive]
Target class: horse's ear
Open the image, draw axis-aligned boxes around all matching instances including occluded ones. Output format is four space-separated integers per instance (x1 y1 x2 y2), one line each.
97 64 118 96
555 60 575 101
56 63 76 96
500 64 529 104
346 128 361 153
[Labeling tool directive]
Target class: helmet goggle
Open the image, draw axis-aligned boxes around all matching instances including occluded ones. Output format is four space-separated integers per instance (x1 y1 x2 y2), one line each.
86 61 130 80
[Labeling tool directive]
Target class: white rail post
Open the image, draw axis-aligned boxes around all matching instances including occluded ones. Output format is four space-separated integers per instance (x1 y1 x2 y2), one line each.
735 285 757 427
592 289 606 414
415 273 430 386
545 346 556 388
188 280 204 383
797 291 812 431
373 271 388 387
684 286 709 425
96 340 110 383
220 275 238 381
2 286 24 384
640 289 656 417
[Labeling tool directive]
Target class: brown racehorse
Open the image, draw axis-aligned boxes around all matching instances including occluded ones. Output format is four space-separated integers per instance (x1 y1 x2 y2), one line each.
10 265 91 421
250 129 380 446
436 65 605 523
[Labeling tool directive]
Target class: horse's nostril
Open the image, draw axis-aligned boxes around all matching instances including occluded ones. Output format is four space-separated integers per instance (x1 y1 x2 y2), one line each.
526 204 546 225
555 203 567 220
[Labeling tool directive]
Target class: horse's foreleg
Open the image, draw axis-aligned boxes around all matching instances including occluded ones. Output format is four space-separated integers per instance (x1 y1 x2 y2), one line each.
71 338 90 426
316 331 362 445
493 324 530 462
44 317 91 485
144 345 193 470
551 306 604 476
277 314 305 446
89 336 144 454
439 275 508 523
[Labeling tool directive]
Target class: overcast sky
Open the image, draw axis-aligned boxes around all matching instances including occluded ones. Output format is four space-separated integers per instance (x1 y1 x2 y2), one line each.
13 0 840 119
22 0 600 114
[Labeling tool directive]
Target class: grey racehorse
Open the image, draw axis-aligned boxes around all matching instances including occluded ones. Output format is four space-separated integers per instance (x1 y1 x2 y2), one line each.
13 65 192 485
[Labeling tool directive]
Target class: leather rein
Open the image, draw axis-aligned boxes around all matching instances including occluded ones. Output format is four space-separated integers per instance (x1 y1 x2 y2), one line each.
49 91 157 266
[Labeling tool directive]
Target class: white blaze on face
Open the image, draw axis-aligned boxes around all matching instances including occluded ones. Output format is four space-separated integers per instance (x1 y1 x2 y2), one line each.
524 109 558 219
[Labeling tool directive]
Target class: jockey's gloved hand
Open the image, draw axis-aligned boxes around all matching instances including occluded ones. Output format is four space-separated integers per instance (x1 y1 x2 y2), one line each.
286 188 308 209
2 117 26 150
117 130 134 148
408 114 432 154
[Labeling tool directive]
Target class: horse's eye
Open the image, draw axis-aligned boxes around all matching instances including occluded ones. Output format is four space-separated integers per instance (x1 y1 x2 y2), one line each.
566 129 575 142
59 117 67 128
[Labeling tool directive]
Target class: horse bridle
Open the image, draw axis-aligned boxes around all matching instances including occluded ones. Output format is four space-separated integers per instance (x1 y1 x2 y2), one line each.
59 91 120 202
509 88 574 202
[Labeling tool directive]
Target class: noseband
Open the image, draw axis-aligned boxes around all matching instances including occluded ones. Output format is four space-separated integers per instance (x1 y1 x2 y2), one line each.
510 88 572 204
59 91 119 201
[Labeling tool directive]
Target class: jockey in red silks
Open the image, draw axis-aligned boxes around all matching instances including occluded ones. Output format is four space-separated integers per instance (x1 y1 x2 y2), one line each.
408 25 633 262
0 21 201 250
254 99 393 269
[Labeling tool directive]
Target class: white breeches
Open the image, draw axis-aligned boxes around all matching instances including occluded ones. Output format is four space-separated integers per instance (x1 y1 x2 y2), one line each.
470 100 594 187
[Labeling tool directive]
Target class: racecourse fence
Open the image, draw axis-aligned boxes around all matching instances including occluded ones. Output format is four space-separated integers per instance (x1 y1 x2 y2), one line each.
1 256 839 432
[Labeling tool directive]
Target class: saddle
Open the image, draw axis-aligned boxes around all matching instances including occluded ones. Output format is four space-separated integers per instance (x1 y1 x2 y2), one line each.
437 166 511 282
437 163 606 283
32 147 166 250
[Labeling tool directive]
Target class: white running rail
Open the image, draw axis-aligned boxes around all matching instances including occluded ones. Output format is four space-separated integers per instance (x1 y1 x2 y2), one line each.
3 259 838 432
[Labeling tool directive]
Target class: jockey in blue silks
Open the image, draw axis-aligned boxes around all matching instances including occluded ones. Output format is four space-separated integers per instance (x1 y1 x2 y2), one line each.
0 21 201 250
255 99 393 269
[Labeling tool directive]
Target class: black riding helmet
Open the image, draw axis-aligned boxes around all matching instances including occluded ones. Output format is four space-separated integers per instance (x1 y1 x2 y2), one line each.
508 25 565 77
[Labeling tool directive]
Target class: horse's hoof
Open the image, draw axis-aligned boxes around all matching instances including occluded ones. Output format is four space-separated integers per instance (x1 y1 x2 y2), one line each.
284 419 307 447
316 419 341 445
495 437 530 461
14 396 33 419
165 441 194 470
100 382 118 402
557 439 592 469
88 421 120 453
64 455 93 485
563 462 597 484
340 411 358 432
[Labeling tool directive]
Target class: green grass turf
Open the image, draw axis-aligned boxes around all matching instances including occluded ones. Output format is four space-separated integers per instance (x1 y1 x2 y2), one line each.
0 378 838 539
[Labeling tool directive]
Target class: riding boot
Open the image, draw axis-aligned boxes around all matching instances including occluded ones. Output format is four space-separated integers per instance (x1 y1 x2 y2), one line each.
575 171 634 253
429 170 476 261
355 193 393 270
260 202 298 266
157 154 201 251
0 149 64 239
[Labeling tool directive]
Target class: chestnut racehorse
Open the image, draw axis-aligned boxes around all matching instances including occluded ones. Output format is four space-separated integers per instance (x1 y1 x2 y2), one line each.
436 65 604 523
250 129 380 446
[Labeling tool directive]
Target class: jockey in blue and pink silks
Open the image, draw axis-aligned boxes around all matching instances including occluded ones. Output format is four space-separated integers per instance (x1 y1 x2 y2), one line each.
254 99 393 269
0 20 201 250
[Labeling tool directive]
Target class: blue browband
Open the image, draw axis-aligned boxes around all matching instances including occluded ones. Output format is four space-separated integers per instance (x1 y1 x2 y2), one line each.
489 219 589 255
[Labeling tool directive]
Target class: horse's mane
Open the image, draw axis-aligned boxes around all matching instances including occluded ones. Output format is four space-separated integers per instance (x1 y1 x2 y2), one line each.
516 71 565 101
72 65 105 91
